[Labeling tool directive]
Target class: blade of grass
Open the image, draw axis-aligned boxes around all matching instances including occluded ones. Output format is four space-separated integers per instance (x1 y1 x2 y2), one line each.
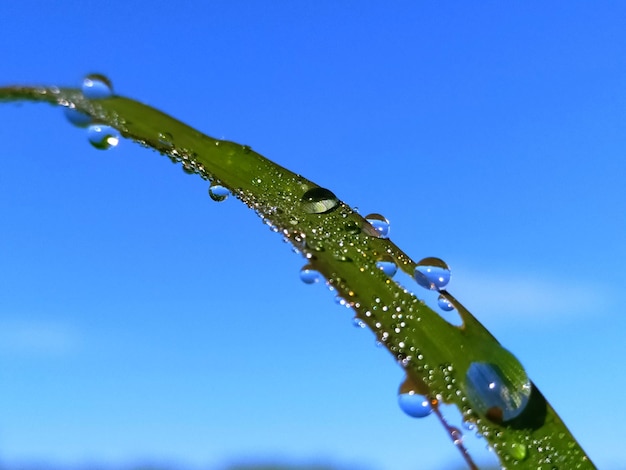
0 83 595 469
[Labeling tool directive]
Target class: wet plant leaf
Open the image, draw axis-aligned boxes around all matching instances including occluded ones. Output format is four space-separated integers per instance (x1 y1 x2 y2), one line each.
0 82 595 469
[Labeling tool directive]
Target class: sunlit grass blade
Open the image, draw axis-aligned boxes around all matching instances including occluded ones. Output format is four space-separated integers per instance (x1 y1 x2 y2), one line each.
0 83 595 469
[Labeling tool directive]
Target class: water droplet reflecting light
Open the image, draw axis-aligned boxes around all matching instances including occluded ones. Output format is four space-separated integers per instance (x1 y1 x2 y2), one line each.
301 187 339 214
509 442 528 461
414 257 450 290
398 391 433 418
87 125 120 150
364 213 390 238
208 184 230 202
158 132 174 148
437 294 455 311
300 265 321 284
82 74 113 99
64 107 92 128
465 360 532 423
376 258 398 277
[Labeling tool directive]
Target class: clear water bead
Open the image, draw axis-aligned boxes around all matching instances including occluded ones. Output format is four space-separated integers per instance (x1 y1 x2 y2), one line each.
208 184 230 202
465 359 532 423
376 258 398 277
64 106 92 128
414 257 451 290
299 265 321 284
158 132 174 148
437 294 455 311
301 187 339 214
398 391 433 418
87 124 120 150
82 74 113 99
364 213 390 238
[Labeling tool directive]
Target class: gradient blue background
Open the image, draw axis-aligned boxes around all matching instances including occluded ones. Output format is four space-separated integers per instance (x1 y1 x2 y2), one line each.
1 2 625 469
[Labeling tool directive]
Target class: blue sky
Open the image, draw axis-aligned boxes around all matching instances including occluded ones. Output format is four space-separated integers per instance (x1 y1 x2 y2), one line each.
1 1 625 469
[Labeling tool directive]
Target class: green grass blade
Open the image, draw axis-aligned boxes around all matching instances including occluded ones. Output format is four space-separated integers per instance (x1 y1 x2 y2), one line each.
0 84 595 469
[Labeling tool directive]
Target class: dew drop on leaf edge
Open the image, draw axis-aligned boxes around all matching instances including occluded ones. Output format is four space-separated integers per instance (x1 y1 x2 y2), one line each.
87 124 120 150
414 257 451 290
301 187 339 214
158 131 174 148
398 391 433 418
437 294 455 311
299 265 321 284
364 213 391 238
82 73 113 99
64 107 92 128
208 184 230 202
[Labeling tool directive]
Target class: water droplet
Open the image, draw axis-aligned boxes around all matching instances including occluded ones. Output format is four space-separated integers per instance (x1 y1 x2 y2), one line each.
437 294 455 311
158 132 174 148
87 124 120 150
64 106 92 128
352 317 366 328
300 265 321 284
508 442 528 461
450 426 463 445
398 377 433 418
344 220 361 234
414 257 450 290
376 257 398 277
82 73 113 99
398 391 433 418
465 359 532 423
364 213 390 238
301 187 339 214
208 184 230 202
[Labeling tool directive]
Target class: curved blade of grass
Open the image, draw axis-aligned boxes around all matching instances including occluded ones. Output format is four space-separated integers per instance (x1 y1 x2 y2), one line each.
0 84 595 469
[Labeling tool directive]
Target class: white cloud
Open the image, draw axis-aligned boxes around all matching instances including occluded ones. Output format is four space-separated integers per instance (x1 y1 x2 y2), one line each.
0 319 82 357
448 268 603 322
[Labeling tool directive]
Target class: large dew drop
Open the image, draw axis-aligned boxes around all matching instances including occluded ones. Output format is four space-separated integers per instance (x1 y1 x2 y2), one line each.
82 74 113 99
398 377 433 418
299 265 321 284
364 213 390 238
301 187 339 214
398 392 433 418
414 257 450 290
208 184 230 202
87 124 120 150
465 359 532 423
64 106 92 128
